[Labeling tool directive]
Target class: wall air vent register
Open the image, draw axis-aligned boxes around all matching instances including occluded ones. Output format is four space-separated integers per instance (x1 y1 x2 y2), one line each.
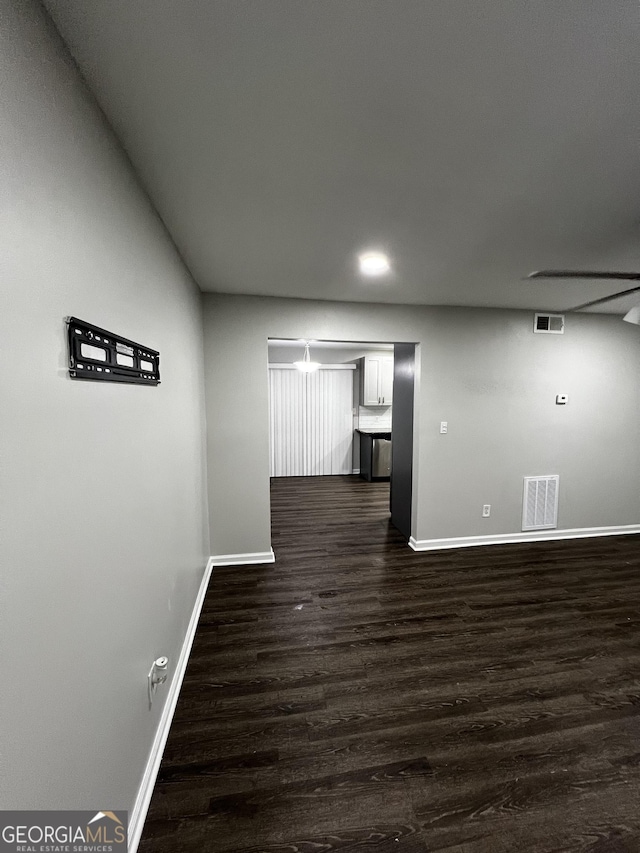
523 475 559 531
534 313 565 334
67 317 160 385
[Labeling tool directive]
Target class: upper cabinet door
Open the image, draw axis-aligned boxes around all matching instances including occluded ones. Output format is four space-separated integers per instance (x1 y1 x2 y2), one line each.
362 356 381 405
379 356 394 405
360 355 393 406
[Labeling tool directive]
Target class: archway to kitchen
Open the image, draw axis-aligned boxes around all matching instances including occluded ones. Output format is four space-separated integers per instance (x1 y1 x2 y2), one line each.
267 338 417 542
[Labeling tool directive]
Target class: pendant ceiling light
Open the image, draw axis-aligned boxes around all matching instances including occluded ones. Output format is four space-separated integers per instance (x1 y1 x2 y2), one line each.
293 342 320 372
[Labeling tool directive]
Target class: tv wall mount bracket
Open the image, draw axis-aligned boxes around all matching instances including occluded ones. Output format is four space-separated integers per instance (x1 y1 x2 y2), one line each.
67 317 160 385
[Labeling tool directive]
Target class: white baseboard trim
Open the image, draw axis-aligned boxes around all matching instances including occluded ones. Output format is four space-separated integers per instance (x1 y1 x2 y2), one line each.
352 468 360 475
409 524 640 552
208 548 275 567
129 557 214 853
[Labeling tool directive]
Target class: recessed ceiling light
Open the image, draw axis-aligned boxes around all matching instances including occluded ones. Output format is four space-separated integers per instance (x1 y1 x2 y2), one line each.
358 251 390 277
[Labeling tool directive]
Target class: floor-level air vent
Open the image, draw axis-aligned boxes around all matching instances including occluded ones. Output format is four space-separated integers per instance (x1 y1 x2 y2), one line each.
534 313 564 334
522 475 559 531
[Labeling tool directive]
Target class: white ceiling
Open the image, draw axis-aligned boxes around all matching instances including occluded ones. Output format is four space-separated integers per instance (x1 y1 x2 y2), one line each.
44 0 640 313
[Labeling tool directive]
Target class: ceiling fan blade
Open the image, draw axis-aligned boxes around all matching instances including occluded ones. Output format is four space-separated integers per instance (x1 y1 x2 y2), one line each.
527 270 640 281
567 285 640 312
526 270 640 311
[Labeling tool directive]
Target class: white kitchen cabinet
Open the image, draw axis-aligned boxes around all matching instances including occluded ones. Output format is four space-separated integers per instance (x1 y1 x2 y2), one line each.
360 355 393 406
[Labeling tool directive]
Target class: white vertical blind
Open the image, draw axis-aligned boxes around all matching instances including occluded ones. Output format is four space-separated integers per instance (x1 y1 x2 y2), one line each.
269 368 354 477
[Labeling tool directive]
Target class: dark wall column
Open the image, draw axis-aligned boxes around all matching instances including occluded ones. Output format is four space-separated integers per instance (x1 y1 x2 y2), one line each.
390 343 416 539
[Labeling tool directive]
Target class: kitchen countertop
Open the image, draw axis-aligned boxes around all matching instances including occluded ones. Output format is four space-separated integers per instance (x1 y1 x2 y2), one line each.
355 429 392 436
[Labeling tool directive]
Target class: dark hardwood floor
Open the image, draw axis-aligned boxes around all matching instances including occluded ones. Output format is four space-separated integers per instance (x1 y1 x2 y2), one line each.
139 475 640 852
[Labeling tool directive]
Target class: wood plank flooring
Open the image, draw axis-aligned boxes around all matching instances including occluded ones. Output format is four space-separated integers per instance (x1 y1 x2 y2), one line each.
139 475 640 853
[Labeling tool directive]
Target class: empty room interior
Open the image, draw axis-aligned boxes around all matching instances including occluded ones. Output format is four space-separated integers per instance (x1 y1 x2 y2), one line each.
4 1 640 851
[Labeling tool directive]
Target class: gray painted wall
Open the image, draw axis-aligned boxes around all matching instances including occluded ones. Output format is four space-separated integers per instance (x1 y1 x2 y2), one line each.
0 0 209 812
203 293 640 556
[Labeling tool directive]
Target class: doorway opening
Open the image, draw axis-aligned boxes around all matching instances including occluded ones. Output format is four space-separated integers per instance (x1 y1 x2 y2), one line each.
267 338 417 542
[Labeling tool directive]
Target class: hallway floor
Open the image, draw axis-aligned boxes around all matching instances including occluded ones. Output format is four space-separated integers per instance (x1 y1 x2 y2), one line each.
140 475 640 852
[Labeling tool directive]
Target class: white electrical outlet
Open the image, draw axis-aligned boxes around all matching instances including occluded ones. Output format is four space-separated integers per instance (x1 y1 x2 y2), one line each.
482 505 491 517
440 421 448 434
